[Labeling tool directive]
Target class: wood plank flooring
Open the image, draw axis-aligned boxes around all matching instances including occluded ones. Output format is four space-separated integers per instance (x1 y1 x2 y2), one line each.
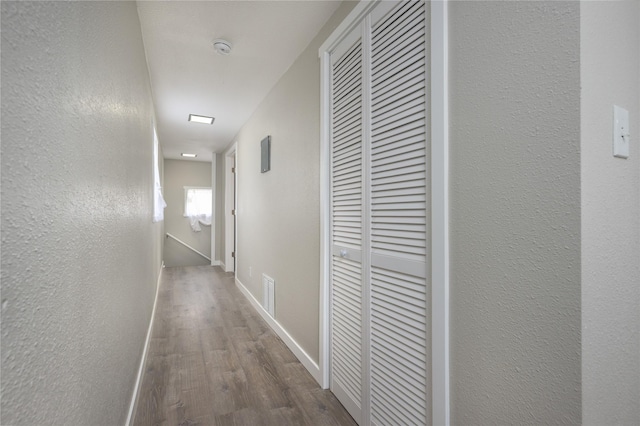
133 265 356 426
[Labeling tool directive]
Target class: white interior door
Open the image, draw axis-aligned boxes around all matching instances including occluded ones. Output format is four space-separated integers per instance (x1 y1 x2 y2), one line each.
329 25 364 424
328 1 429 425
224 147 236 272
368 2 429 424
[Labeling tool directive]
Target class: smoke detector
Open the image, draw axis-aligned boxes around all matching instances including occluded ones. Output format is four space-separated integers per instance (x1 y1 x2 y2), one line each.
213 39 232 55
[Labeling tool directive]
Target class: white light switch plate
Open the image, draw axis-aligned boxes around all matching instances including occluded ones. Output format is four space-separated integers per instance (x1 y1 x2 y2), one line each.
613 105 630 158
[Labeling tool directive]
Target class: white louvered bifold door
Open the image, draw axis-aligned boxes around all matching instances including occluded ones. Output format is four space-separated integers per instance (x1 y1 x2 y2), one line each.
329 1 429 425
330 26 364 424
369 2 429 425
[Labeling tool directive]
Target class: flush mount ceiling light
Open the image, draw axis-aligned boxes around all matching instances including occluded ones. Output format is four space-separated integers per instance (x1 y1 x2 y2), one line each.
188 114 214 124
181 153 197 158
213 39 232 55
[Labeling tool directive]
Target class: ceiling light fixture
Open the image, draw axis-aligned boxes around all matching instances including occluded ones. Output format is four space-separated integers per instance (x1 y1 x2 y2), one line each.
181 153 197 158
213 39 232 55
188 114 214 124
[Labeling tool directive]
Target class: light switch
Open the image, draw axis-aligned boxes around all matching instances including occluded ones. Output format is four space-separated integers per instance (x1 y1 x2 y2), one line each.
613 105 630 158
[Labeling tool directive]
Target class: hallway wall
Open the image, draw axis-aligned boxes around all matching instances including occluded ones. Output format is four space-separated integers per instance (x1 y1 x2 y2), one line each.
581 1 640 423
449 1 582 424
1 2 162 425
228 0 357 366
163 159 212 267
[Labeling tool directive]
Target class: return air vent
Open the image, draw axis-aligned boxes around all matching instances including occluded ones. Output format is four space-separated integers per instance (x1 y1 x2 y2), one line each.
262 274 275 317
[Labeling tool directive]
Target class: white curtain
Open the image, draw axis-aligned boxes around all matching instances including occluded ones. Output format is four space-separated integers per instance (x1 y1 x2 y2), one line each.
184 187 212 232
152 127 167 222
188 214 211 232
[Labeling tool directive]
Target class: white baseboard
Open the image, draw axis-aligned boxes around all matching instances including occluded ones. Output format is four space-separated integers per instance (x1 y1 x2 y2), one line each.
125 263 163 426
219 261 226 271
234 278 322 385
211 260 221 266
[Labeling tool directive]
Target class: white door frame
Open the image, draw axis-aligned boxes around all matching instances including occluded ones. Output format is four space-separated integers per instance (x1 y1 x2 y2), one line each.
224 143 237 273
318 1 450 424
211 153 218 266
430 2 450 425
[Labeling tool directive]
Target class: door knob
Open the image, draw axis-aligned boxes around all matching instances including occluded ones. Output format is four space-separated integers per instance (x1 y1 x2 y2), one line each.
339 249 348 258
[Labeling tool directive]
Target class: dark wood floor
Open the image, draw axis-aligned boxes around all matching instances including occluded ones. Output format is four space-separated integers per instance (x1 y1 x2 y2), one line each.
133 265 356 426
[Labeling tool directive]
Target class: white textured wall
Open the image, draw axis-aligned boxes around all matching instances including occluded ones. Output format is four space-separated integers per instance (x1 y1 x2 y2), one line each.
230 1 356 364
581 1 640 424
449 2 582 424
1 2 161 425
163 159 212 267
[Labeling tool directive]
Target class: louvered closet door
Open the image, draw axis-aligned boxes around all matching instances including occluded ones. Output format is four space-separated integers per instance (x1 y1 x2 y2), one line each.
330 27 364 423
369 1 429 425
329 1 429 425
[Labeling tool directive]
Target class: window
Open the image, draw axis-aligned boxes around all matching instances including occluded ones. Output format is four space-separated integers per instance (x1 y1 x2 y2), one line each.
152 127 166 222
184 187 212 217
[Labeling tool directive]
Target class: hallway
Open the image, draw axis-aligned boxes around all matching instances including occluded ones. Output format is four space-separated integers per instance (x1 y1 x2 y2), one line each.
133 266 356 426
2 1 639 424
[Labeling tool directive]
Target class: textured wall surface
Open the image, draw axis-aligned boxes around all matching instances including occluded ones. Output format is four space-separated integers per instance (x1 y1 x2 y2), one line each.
449 2 582 424
1 2 161 425
163 159 212 267
230 1 356 364
581 2 640 424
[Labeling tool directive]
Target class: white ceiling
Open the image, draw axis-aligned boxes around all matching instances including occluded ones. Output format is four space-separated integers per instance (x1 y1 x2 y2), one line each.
136 0 342 162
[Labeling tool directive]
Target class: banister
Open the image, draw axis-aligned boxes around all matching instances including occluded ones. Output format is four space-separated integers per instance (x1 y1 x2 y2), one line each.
165 232 211 262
